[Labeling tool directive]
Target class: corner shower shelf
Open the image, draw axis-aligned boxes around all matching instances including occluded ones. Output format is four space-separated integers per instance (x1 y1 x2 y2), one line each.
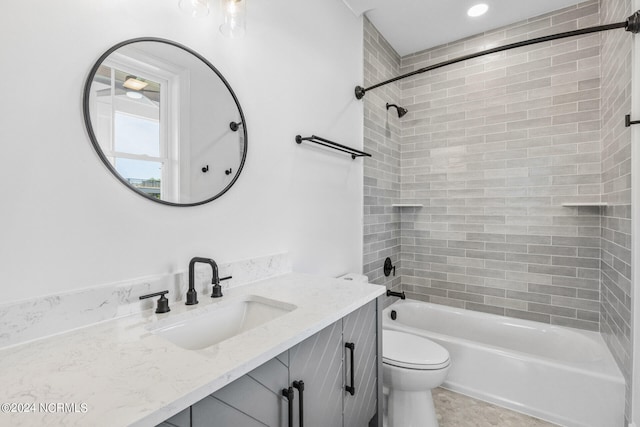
392 204 423 208
561 202 608 207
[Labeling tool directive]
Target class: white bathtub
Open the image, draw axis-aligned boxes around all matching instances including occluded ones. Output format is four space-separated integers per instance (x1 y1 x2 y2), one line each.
382 300 625 427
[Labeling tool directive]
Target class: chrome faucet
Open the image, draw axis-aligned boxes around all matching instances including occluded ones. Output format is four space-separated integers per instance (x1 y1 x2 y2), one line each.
187 257 221 305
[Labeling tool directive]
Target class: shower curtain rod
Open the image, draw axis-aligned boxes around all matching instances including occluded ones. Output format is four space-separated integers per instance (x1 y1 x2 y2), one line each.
355 10 640 100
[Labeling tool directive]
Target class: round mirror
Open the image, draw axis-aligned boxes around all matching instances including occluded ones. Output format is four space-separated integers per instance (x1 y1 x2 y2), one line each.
83 37 247 206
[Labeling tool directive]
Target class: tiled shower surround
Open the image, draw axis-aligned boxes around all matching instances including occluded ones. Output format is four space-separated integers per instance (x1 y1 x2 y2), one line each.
600 0 633 419
363 17 402 293
363 0 633 420
397 0 604 329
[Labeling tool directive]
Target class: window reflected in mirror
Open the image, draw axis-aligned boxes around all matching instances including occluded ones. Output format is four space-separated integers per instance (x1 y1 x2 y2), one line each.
83 38 247 206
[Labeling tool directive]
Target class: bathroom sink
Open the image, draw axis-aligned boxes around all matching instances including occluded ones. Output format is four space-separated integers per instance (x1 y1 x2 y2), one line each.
149 295 296 350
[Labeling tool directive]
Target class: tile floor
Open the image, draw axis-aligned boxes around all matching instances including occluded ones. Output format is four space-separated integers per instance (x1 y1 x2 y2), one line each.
433 388 559 427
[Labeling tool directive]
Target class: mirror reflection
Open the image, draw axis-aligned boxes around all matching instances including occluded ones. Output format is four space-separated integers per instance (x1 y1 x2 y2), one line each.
84 38 247 206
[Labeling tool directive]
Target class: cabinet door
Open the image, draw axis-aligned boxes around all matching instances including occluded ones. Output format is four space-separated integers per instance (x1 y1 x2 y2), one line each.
289 320 343 427
343 299 379 427
191 352 290 427
157 407 190 427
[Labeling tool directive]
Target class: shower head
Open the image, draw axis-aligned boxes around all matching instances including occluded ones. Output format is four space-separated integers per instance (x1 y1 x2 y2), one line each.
386 103 408 118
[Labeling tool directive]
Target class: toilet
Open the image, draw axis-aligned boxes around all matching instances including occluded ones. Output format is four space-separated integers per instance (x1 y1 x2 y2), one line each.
336 274 450 426
383 329 450 427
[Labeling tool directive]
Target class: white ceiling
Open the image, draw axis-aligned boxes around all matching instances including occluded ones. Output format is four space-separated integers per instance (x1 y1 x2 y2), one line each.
342 0 588 56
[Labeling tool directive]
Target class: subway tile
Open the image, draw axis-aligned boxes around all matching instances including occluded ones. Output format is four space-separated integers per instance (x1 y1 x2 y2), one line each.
447 290 485 303
552 46 600 66
528 283 577 297
552 255 599 269
448 273 486 286
576 309 599 323
528 302 576 318
466 250 506 261
553 88 600 105
506 290 551 304
465 302 506 316
529 245 577 256
505 309 551 324
484 296 527 310
485 278 528 291
466 267 506 279
506 117 552 131
485 242 528 253
551 2 598 25
551 295 600 311
506 253 551 265
552 236 600 247
528 264 577 277
551 316 598 332
428 296 466 309
506 234 551 245
466 232 506 243
431 280 466 292
528 40 578 62
465 284 506 297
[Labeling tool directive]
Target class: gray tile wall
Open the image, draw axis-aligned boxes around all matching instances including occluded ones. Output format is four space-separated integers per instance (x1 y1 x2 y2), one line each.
600 0 633 421
363 17 402 293
363 0 635 422
397 1 604 331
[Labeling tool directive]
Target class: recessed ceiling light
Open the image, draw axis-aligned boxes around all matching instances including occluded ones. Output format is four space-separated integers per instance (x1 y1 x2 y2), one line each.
467 3 489 17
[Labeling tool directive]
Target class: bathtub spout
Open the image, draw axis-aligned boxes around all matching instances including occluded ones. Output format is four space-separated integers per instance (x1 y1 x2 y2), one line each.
387 290 406 299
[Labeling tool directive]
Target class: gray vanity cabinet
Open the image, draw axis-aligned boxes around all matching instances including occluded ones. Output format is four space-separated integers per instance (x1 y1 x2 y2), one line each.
158 407 190 427
289 320 344 427
159 298 380 427
191 352 290 427
343 300 379 427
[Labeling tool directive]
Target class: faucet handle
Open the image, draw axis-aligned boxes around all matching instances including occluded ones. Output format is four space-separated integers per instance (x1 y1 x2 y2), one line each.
211 276 231 298
139 290 171 314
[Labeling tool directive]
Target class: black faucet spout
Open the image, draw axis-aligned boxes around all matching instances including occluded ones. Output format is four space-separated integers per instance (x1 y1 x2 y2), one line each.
187 257 221 305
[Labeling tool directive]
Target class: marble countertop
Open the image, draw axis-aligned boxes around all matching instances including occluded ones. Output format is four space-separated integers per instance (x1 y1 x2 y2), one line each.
0 273 384 427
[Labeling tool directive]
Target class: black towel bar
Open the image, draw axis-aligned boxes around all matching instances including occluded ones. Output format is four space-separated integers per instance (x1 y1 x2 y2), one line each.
295 135 371 160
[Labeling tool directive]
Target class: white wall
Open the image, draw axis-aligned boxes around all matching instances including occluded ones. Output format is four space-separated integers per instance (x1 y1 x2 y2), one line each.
0 0 363 303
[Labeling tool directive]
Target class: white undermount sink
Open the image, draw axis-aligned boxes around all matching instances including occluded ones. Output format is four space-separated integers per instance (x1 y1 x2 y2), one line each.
149 295 296 350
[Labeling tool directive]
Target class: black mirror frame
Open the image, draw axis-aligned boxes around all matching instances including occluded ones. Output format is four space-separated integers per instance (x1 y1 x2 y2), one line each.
82 37 248 207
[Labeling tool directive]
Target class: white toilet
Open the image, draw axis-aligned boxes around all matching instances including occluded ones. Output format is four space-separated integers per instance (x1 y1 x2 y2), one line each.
383 329 450 427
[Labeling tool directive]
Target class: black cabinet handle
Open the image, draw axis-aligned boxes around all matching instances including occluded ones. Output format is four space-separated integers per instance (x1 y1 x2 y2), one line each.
345 342 355 395
282 386 294 427
293 380 304 427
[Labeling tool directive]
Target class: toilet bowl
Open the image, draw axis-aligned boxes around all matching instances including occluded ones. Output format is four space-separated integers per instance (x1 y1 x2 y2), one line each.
383 329 450 427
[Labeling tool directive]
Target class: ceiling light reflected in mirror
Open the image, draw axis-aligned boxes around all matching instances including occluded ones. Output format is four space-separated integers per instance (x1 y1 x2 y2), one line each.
123 76 149 91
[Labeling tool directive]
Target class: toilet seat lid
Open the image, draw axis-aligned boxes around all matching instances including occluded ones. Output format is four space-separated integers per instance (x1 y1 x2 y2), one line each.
383 330 450 370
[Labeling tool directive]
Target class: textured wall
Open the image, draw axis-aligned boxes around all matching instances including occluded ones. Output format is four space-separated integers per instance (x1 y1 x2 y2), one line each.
397 1 604 331
363 17 402 292
600 0 633 421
